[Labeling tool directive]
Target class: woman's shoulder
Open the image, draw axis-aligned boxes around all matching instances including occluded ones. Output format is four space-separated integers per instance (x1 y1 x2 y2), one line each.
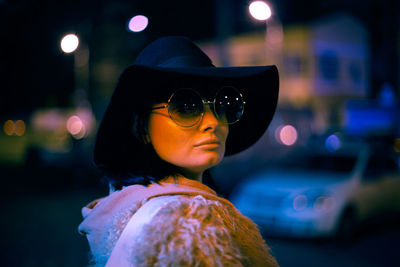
121 194 278 266
122 194 243 266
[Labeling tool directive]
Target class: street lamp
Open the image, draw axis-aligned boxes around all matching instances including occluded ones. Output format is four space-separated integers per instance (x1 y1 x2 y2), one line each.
127 15 149 33
59 33 94 140
60 33 79 53
248 1 282 64
249 1 271 21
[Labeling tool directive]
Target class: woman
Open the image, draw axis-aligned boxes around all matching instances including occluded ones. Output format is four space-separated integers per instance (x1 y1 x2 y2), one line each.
79 36 279 266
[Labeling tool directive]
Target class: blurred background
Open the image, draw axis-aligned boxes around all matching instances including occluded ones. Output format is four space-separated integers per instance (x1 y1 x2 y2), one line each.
1 0 399 266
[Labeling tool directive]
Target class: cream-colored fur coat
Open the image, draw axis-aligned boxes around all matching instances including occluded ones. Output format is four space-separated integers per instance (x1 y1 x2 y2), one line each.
78 177 278 266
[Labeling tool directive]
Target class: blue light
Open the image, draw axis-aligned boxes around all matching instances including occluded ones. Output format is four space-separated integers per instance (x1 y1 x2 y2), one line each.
325 134 341 152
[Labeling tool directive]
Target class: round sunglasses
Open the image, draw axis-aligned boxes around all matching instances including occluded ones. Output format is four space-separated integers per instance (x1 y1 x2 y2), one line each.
152 86 245 127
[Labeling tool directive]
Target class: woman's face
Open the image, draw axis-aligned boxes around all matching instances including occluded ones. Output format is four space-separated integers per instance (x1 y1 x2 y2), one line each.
148 104 228 180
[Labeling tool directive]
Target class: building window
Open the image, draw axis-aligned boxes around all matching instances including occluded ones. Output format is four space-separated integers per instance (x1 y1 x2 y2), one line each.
319 51 339 81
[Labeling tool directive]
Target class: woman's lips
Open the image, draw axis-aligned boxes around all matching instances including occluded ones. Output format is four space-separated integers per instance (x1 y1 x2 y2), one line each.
194 139 221 147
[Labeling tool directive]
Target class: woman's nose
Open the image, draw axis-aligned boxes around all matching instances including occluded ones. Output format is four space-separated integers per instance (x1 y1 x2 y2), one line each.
199 104 219 131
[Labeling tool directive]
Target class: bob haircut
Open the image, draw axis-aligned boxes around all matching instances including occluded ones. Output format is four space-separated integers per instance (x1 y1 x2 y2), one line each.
99 93 184 189
100 86 221 190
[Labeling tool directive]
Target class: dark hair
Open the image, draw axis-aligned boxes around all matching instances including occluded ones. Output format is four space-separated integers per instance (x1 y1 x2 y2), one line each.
98 96 186 189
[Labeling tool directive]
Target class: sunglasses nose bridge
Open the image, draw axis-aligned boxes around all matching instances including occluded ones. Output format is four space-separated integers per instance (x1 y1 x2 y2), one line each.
203 98 217 109
202 100 214 106
202 99 221 121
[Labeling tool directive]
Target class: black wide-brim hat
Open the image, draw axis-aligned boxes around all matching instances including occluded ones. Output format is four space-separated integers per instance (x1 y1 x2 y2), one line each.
94 36 279 168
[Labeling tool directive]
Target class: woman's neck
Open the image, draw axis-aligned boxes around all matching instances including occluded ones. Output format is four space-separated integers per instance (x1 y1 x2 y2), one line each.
181 170 203 182
165 171 203 183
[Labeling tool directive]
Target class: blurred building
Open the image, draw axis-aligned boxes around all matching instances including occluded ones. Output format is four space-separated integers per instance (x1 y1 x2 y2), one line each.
202 12 398 196
201 12 370 134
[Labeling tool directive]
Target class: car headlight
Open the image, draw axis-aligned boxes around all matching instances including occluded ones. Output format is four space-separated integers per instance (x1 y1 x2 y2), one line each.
292 191 336 212
313 195 336 212
293 195 308 211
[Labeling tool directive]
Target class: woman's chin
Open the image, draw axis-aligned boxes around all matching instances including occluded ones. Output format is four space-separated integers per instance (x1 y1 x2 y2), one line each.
185 154 224 173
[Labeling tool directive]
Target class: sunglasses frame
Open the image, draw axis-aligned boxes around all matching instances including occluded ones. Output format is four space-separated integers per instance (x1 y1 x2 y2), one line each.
152 86 245 127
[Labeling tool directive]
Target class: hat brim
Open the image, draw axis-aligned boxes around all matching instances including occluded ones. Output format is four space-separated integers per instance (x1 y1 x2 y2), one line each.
94 64 279 166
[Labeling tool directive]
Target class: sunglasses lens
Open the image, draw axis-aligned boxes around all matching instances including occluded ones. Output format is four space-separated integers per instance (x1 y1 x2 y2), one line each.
215 86 244 124
168 89 203 127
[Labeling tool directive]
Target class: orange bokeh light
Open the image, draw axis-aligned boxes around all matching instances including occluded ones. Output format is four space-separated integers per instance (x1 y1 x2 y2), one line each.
14 120 26 136
3 120 26 136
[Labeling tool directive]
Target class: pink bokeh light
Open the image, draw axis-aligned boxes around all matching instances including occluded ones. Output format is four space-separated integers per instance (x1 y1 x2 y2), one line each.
128 15 148 32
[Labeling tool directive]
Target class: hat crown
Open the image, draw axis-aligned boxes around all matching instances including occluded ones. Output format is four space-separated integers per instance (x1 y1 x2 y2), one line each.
134 36 214 68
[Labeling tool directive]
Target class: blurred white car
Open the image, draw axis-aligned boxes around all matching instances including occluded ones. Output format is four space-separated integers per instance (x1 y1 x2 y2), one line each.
230 142 400 238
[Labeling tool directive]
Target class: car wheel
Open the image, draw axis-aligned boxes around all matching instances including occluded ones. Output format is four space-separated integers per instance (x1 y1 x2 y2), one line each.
335 208 357 242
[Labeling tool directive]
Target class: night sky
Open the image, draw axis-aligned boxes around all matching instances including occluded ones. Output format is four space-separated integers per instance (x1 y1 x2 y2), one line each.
1 0 398 120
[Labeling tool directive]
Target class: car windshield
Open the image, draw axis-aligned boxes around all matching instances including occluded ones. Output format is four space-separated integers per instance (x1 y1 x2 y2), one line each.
273 153 358 173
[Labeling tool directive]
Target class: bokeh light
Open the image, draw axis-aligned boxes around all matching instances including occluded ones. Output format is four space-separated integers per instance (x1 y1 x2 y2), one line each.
3 120 26 136
325 134 341 152
14 120 26 136
314 196 336 212
60 34 79 53
293 195 307 211
276 125 298 146
66 115 86 139
3 120 14 136
128 15 148 32
249 1 272 21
